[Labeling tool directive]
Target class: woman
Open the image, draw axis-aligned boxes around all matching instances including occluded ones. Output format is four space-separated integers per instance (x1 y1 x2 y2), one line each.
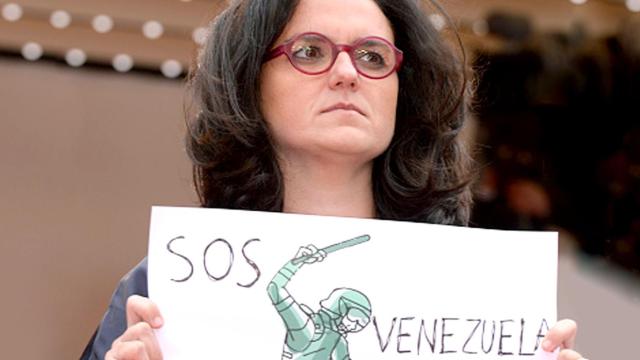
82 0 585 359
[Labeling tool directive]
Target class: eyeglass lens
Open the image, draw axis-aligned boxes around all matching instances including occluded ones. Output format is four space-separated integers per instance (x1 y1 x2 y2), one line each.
290 34 396 77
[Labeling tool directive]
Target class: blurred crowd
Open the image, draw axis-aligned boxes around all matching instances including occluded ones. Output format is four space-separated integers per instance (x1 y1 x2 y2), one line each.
469 14 640 277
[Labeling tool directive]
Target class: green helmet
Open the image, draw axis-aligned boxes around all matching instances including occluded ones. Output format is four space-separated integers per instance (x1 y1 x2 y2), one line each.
320 287 372 321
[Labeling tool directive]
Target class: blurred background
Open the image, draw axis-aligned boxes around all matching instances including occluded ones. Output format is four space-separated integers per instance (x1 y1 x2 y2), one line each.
0 0 638 359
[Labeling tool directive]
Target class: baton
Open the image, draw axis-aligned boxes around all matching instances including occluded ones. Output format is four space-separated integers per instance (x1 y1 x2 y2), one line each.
292 234 370 265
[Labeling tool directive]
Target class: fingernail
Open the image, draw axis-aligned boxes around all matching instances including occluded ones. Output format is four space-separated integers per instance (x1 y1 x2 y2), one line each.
153 317 163 327
542 340 551 351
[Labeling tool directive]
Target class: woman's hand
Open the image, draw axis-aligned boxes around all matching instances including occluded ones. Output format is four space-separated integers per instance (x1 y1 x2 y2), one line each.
542 319 588 360
105 295 164 360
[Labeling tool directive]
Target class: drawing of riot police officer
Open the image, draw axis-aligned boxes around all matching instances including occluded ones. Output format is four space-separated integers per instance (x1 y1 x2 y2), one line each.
267 244 372 360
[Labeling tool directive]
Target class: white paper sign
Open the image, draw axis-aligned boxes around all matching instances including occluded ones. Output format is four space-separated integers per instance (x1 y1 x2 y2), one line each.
148 206 558 360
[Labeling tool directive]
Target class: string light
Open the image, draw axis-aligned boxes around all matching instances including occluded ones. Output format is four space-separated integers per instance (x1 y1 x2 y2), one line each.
92 14 114 33
192 27 208 45
112 54 134 72
627 0 640 12
161 59 183 78
50 10 72 29
21 42 43 61
142 20 164 39
428 13 446 31
1 3 23 22
65 48 87 67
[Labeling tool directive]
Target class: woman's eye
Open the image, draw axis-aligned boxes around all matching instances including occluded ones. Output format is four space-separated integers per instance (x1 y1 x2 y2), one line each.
293 46 323 60
356 50 386 67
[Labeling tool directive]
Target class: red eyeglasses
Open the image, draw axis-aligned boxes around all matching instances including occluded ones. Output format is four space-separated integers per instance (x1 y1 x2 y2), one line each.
264 32 403 80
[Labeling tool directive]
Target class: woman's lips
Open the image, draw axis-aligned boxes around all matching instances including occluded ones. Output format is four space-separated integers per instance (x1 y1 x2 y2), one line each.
321 102 365 116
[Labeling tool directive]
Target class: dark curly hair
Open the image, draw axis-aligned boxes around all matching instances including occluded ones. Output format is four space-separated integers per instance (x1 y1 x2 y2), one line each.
185 0 474 225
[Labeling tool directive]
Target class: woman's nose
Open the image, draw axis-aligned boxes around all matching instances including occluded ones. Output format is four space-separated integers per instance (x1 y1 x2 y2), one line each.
328 51 359 90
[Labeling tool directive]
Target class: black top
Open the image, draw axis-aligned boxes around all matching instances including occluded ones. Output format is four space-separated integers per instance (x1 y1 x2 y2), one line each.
80 258 148 360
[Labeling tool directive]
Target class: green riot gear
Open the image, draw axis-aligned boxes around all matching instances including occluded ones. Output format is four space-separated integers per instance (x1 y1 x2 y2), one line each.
267 242 371 360
320 288 372 320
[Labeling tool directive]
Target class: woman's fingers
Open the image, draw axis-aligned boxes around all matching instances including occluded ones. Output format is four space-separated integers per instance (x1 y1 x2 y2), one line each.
543 319 577 351
558 349 587 360
542 319 577 351
108 314 164 359
541 320 587 359
126 295 163 328
105 340 150 360
115 322 164 360
106 296 164 360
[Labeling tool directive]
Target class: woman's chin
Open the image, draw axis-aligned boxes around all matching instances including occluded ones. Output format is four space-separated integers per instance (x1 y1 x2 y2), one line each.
312 135 389 161
277 127 392 164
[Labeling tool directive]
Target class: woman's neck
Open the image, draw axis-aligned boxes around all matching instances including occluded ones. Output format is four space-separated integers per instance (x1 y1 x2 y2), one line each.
280 157 376 219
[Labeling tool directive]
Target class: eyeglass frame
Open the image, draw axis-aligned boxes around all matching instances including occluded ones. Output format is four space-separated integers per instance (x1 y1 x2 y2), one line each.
263 32 404 80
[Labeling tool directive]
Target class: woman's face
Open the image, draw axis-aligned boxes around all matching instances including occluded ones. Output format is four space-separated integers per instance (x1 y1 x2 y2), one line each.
260 0 399 166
